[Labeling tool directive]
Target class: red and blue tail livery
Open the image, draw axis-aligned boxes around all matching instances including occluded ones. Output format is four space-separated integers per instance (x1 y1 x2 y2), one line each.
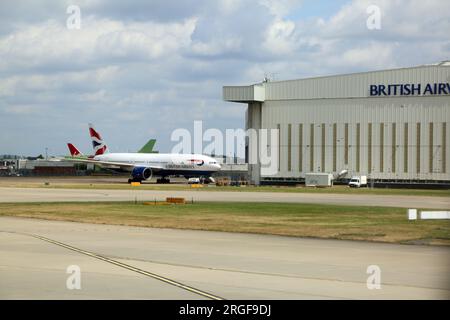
67 143 83 157
88 123 108 156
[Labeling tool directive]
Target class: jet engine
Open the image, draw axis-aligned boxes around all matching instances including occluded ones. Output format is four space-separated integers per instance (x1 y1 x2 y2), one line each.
131 167 152 181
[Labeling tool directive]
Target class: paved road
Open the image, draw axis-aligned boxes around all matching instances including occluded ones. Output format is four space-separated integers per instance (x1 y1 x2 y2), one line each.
0 187 449 209
0 217 449 299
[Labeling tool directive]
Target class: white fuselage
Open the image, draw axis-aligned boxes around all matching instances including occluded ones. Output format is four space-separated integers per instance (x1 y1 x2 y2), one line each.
94 153 221 176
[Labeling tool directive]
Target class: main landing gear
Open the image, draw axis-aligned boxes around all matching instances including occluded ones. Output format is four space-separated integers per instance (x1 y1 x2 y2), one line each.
156 177 171 184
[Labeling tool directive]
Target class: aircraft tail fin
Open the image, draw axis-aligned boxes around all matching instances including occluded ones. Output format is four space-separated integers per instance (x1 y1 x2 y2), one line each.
138 139 158 153
67 143 83 157
88 123 108 156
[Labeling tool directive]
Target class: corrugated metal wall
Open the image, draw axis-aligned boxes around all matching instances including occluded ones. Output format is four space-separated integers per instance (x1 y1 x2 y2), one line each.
223 84 265 102
262 96 450 181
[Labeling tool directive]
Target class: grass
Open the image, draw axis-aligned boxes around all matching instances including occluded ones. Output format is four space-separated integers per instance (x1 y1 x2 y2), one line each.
0 201 449 245
2 181 450 197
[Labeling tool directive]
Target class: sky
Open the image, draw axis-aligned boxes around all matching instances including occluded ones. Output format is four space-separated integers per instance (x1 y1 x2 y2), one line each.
0 0 449 156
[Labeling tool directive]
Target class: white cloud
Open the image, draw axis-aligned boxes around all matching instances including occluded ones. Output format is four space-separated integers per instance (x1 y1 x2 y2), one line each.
263 19 296 55
95 18 197 59
190 37 242 57
219 0 243 14
4 104 48 115
259 0 302 17
0 0 449 155
0 17 197 72
314 0 450 40
340 42 395 68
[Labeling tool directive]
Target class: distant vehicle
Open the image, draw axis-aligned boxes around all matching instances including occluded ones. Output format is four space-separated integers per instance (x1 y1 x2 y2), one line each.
188 177 200 184
64 124 221 184
305 173 334 187
7 172 21 177
349 175 367 188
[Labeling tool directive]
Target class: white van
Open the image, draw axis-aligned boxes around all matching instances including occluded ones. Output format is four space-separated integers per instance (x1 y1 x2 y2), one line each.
188 177 201 184
349 176 367 188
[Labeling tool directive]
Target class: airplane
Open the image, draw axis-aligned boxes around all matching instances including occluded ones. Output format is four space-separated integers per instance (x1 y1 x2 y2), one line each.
65 124 221 184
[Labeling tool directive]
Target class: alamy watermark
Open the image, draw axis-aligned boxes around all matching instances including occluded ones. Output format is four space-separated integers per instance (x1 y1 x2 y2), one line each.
366 5 381 30
366 265 381 290
66 265 81 290
171 120 279 176
66 5 81 30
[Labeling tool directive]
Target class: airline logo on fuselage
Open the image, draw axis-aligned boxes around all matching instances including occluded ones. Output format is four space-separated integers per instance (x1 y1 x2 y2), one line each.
166 164 198 169
188 159 205 166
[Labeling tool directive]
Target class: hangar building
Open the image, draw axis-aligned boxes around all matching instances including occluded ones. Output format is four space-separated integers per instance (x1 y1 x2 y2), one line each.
223 62 450 185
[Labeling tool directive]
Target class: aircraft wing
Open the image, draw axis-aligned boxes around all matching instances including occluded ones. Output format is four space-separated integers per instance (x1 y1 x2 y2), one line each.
62 157 165 171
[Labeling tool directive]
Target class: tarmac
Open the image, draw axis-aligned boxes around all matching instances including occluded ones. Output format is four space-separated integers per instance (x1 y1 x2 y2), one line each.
0 187 449 209
1 217 449 299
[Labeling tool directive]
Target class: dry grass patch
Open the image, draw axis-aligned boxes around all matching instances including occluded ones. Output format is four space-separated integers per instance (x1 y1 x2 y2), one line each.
0 201 449 245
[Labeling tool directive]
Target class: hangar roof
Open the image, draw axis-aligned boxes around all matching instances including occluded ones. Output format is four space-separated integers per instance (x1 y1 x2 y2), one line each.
223 62 450 102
